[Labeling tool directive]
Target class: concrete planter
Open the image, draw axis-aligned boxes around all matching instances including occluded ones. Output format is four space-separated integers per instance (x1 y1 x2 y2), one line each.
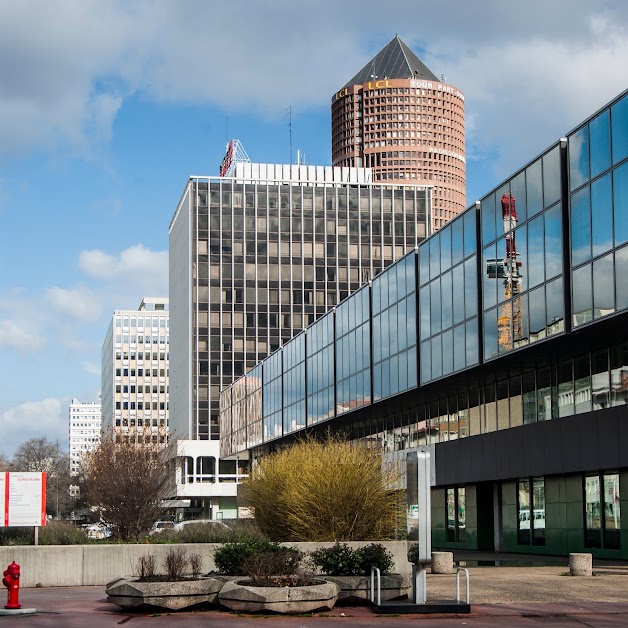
106 575 224 610
324 574 409 605
218 579 340 614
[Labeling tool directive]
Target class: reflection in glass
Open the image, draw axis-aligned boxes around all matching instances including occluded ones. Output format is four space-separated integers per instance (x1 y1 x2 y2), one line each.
497 379 509 430
569 125 589 191
572 264 593 326
484 307 498 360
441 271 453 330
537 367 552 422
617 246 628 311
514 292 529 348
453 264 465 325
484 383 496 433
591 174 613 257
511 171 527 223
557 360 574 418
466 320 478 366
408 346 417 389
452 217 464 266
481 193 496 245
515 223 528 292
430 279 441 336
420 340 431 385
419 242 430 286
528 214 545 288
431 335 442 380
442 329 453 376
614 161 628 247
464 209 477 258
611 342 628 406
571 186 591 266
574 355 592 414
465 257 478 318
429 232 440 279
454 324 465 371
585 475 602 548
591 351 610 414
544 205 562 279
545 277 564 336
532 478 545 546
526 159 543 218
603 473 621 549
522 372 536 424
590 109 611 179
483 244 497 310
518 479 531 545
440 226 452 273
510 375 523 427
593 254 615 319
419 286 430 342
611 93 628 165
529 286 546 343
543 147 561 208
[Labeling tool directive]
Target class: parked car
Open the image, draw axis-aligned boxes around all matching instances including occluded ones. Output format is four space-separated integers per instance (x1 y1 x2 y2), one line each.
149 520 176 535
84 523 112 539
173 519 229 532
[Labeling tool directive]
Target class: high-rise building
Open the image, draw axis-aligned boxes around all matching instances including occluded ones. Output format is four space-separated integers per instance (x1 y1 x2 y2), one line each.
101 297 169 445
332 35 465 231
169 163 430 443
68 397 101 475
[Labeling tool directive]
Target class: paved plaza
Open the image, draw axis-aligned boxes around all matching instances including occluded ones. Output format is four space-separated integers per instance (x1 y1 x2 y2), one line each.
4 555 628 627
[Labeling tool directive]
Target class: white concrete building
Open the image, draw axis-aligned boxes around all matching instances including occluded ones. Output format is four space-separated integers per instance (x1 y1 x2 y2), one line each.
101 297 169 445
68 397 102 475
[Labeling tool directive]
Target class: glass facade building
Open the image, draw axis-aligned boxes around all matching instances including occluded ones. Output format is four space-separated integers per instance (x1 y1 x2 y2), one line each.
221 91 628 558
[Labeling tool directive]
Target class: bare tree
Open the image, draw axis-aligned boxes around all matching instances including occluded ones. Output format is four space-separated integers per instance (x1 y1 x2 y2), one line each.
10 437 73 518
83 437 174 541
0 451 11 470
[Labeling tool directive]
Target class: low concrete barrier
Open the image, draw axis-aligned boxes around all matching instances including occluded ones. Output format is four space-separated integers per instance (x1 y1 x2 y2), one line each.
431 551 454 574
0 541 411 588
569 553 592 576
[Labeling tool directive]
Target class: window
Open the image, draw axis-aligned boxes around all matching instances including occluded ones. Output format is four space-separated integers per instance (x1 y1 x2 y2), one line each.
585 472 620 549
518 477 545 546
446 486 466 542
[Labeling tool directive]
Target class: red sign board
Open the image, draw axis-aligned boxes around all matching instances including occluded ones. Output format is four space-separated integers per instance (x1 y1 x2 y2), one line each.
0 472 47 527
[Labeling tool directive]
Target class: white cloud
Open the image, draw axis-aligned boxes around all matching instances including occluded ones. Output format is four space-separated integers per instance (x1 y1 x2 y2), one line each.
79 244 168 297
46 285 102 321
0 398 68 457
82 362 101 376
0 319 44 352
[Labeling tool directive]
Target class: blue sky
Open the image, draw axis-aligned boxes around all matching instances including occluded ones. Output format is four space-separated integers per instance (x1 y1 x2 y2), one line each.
1 0 627 456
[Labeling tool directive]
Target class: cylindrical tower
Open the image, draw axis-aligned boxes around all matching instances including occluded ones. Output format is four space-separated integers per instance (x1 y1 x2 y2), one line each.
332 36 466 232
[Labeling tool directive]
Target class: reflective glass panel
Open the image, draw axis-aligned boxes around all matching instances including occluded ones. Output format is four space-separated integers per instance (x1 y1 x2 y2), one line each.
614 161 628 247
452 264 465 325
442 329 453 376
526 159 543 218
585 475 602 548
546 277 564 336
440 226 452 273
557 359 574 418
466 320 479 366
591 173 613 257
518 479 531 545
420 340 431 384
592 349 610 409
590 109 611 178
511 171 527 223
441 271 453 330
484 307 498 360
529 286 546 343
528 214 545 288
464 257 478 318
483 244 497 310
452 217 464 266
454 324 465 371
408 346 417 388
463 209 477 258
604 473 621 549
611 342 628 407
419 242 430 286
569 125 589 191
617 246 628 311
543 147 561 208
593 253 615 319
430 279 441 336
481 193 496 245
431 335 442 380
574 355 592 414
611 94 628 165
571 186 591 265
532 478 545 546
572 264 593 326
419 286 430 341
429 233 440 279
515 223 528 292
544 204 562 280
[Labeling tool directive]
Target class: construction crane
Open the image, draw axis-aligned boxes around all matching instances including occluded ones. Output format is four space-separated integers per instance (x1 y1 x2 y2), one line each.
486 193 523 352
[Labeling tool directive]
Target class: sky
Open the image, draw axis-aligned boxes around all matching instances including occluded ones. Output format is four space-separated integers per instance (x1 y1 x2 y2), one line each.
1 0 627 457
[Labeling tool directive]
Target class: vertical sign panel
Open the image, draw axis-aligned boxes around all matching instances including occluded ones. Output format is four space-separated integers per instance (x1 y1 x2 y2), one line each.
7 472 46 527
0 473 6 526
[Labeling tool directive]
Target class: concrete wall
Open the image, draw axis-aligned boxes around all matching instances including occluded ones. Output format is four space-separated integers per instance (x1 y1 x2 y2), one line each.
0 541 411 588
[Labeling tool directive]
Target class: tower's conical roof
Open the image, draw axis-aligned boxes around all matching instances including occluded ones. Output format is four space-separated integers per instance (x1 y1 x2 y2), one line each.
342 35 439 88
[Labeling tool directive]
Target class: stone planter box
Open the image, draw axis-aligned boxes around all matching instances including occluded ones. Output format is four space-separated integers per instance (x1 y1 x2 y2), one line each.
218 579 340 614
324 574 409 605
106 575 224 610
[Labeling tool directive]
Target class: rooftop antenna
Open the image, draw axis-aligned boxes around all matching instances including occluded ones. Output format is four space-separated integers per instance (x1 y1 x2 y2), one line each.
286 107 293 164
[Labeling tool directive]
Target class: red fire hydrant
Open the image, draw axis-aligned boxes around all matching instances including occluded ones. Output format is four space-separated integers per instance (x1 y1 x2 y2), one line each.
2 561 21 609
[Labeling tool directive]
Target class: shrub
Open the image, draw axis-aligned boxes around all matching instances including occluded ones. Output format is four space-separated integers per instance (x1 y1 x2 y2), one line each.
240 434 404 541
40 521 89 545
163 547 190 580
243 549 304 586
0 527 34 546
310 543 394 576
189 552 203 578
136 555 156 580
213 540 298 575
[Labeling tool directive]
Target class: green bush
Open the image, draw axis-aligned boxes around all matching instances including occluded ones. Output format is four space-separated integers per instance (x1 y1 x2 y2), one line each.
0 521 88 546
0 527 34 546
310 543 394 576
213 540 299 575
407 543 419 564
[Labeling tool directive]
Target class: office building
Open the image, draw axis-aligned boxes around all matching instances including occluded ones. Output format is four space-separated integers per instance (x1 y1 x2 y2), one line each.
101 297 169 445
332 35 465 231
222 90 628 558
168 163 430 517
68 397 101 475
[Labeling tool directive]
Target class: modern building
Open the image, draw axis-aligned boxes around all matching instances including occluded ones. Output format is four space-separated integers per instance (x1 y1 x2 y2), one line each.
68 397 101 475
101 297 169 445
332 35 466 231
221 90 628 558
168 163 431 517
